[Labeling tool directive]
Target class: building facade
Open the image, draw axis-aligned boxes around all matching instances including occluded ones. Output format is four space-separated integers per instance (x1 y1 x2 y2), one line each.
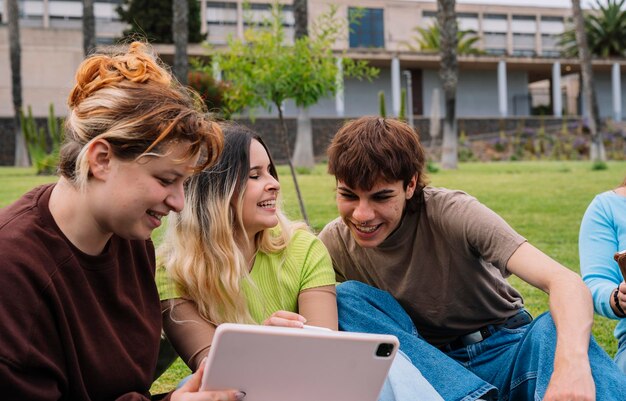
1 0 624 121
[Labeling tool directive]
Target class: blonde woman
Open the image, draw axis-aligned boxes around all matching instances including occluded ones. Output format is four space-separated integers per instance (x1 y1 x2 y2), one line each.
158 125 338 372
0 43 245 400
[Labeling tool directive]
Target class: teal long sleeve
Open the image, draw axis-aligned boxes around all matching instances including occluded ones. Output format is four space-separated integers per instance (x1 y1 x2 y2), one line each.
579 191 626 341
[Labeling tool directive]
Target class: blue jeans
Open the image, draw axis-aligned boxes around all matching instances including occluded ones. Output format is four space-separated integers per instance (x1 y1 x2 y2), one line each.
337 281 626 401
616 335 626 374
380 350 444 401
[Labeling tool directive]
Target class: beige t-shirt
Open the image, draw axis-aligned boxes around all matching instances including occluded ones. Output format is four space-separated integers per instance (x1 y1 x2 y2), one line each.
318 186 526 346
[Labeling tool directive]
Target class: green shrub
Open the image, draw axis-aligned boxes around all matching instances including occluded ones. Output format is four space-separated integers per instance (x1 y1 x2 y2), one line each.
187 70 228 115
591 161 608 171
378 91 386 118
20 104 63 175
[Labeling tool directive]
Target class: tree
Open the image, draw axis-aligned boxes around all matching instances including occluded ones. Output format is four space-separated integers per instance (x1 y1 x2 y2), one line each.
291 0 314 169
560 0 626 58
572 0 605 162
117 0 203 44
172 0 188 85
408 22 483 55
8 0 29 167
83 0 96 56
438 0 459 169
293 0 308 39
209 4 377 224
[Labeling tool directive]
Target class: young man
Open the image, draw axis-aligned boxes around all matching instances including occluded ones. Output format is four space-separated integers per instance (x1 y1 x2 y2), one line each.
318 116 626 401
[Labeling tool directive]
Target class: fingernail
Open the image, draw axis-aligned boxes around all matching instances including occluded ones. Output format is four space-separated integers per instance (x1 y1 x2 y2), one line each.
236 391 246 400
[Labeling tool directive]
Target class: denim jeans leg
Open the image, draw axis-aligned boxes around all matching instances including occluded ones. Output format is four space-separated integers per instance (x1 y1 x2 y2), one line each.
379 350 444 401
460 312 626 401
336 281 495 401
615 335 626 375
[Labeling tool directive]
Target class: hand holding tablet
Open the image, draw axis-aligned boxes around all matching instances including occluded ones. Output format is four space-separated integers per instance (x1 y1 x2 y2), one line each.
200 323 398 401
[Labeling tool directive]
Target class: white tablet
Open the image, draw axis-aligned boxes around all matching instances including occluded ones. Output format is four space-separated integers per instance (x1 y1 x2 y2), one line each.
200 323 399 401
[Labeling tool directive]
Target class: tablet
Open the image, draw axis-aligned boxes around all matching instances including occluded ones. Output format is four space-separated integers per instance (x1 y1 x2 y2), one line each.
200 323 399 401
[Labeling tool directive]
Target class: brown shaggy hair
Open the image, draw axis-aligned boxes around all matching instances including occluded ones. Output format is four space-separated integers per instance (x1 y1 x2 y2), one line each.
327 116 428 192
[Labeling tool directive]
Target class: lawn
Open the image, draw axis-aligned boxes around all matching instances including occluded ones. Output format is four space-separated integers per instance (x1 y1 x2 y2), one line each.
1 160 625 393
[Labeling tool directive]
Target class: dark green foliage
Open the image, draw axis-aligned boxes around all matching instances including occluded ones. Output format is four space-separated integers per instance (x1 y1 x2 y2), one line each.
117 0 204 44
20 104 63 175
426 160 440 173
592 160 609 170
399 88 406 121
187 70 228 115
378 91 386 117
559 0 626 57
408 22 483 55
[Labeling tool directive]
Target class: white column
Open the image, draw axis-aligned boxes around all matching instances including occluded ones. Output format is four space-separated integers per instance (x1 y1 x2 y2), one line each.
506 13 513 55
200 0 207 35
1 0 7 23
391 55 401 117
535 15 542 56
612 62 622 121
552 61 562 117
236 0 244 40
43 0 49 28
335 58 345 117
497 60 508 117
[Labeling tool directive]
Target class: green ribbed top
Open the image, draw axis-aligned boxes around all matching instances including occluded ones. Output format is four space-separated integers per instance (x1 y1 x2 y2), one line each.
156 230 336 323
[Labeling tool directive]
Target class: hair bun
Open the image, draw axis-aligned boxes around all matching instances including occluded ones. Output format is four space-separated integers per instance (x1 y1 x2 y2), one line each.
68 42 171 108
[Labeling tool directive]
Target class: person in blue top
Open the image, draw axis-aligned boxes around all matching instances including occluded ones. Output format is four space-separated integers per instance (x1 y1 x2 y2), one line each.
579 176 626 374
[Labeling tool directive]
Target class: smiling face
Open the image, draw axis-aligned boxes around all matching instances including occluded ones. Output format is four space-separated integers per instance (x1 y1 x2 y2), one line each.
336 176 416 248
241 139 280 239
92 141 199 241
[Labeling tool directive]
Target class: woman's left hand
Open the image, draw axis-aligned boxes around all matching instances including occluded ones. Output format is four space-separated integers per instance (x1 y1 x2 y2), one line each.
263 310 306 328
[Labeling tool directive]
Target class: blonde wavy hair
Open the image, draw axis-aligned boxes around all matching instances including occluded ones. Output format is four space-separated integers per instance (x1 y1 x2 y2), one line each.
159 124 307 325
59 41 222 190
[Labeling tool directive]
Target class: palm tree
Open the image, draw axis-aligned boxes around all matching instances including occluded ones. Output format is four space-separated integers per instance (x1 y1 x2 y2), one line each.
83 0 96 56
572 0 605 162
560 0 626 58
409 22 483 55
172 0 189 85
8 0 29 166
438 0 459 169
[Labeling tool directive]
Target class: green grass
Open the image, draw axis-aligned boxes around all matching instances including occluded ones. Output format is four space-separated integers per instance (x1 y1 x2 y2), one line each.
2 161 625 393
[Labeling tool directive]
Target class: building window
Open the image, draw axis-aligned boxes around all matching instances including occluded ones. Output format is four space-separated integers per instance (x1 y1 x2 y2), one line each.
512 49 536 57
483 13 508 33
207 1 238 25
513 33 535 48
240 2 293 27
540 15 565 35
511 14 536 34
458 12 479 31
484 13 507 20
483 31 507 54
541 33 561 57
349 7 384 49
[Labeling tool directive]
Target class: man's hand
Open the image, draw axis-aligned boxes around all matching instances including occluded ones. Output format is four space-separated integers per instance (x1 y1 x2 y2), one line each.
544 357 595 401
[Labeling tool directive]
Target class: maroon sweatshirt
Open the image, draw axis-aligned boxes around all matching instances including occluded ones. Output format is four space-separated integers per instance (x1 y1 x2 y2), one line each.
0 184 171 400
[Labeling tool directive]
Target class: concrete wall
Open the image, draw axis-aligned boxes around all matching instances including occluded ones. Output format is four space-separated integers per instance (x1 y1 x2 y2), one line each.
423 68 530 117
0 26 82 118
593 71 626 120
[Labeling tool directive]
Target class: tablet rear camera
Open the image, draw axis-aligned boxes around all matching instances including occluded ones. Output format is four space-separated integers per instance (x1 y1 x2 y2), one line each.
376 343 394 357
